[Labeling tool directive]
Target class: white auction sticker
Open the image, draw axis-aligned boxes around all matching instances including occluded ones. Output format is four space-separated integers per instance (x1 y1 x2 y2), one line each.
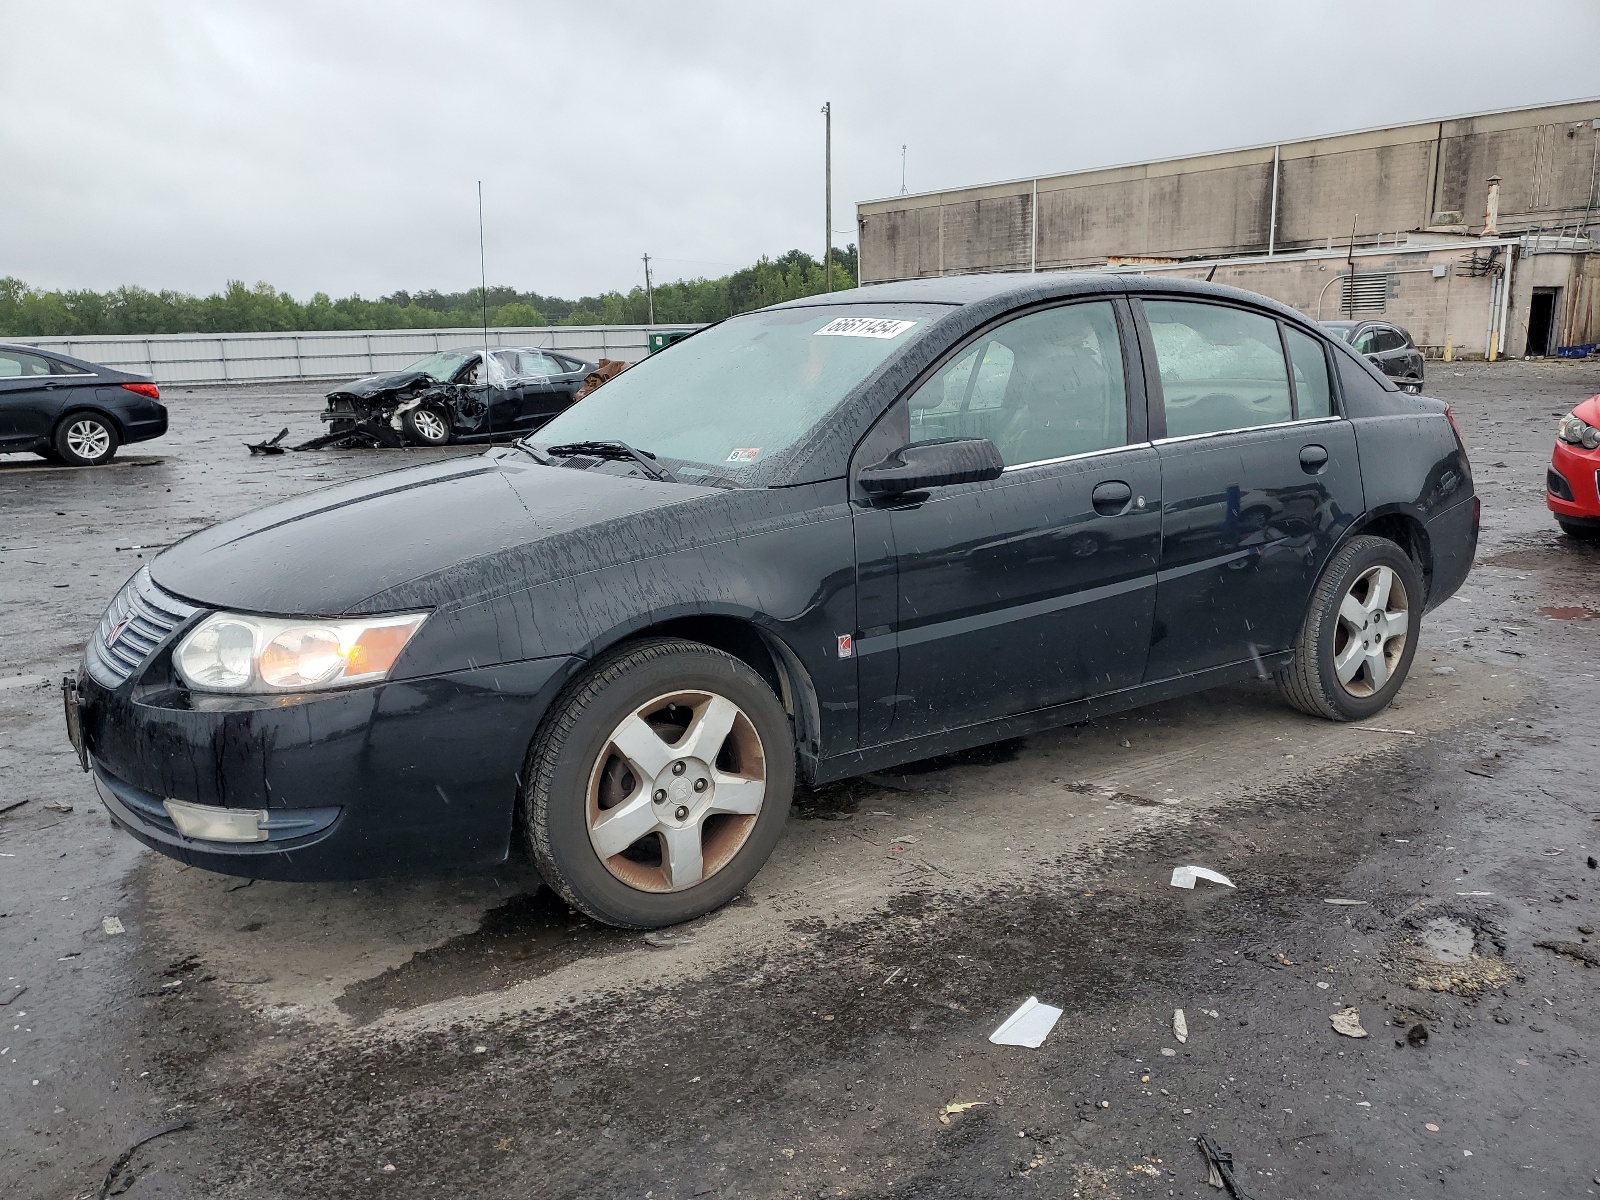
814 317 916 339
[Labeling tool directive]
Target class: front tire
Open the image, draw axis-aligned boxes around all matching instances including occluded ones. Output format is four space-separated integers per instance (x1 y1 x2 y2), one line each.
1275 535 1423 721
54 413 119 466
401 405 451 446
523 638 795 928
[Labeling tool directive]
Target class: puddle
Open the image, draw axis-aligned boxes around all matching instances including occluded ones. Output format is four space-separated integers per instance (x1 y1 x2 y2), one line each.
1539 605 1600 620
336 887 624 1024
1420 915 1476 963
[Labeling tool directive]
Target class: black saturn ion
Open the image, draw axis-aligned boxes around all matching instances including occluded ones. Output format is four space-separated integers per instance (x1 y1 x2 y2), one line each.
66 273 1476 928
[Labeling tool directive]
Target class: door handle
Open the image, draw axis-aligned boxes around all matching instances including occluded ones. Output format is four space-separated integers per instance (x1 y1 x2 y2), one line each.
1091 479 1133 515
1299 444 1329 474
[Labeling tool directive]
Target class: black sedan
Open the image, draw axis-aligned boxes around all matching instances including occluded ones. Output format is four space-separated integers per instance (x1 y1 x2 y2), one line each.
67 274 1477 928
313 346 595 447
1320 320 1426 393
0 343 167 465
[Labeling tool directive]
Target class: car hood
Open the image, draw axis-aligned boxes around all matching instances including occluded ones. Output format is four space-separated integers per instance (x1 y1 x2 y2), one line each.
327 370 436 401
1572 393 1600 427
149 451 718 615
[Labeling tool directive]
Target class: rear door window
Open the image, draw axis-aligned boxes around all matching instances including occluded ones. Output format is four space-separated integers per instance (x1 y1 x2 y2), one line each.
1142 300 1292 437
0 351 53 378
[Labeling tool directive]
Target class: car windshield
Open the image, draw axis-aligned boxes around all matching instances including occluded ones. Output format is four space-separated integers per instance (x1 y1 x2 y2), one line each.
530 304 944 479
403 350 477 381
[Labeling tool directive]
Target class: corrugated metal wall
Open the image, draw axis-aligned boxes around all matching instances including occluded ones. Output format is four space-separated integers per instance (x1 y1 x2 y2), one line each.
14 325 703 386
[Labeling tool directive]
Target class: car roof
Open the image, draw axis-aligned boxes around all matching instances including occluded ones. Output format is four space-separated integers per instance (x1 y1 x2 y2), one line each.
770 270 1323 332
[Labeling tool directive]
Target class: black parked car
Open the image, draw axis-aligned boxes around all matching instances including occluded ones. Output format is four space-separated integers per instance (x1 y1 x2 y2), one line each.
66 274 1477 928
1320 320 1425 393
313 347 596 447
0 343 167 465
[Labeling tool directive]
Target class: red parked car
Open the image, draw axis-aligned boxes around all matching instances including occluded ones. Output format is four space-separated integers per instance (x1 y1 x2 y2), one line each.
1548 394 1600 538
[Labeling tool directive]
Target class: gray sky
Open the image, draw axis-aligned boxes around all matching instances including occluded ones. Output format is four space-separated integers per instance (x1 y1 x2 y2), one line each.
6 0 1597 300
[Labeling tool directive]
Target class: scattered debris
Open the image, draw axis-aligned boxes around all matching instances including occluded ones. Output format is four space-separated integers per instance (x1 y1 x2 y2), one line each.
245 428 288 455
1464 766 1496 779
1197 1133 1258 1199
1425 1122 1440 1132
1330 1007 1369 1038
97 1121 192 1200
1533 939 1600 968
1406 1023 1429 1047
1354 726 1417 735
1170 865 1235 890
1323 898 1369 906
1173 1009 1188 1043
102 916 125 936
889 835 921 845
938 1099 987 1125
1432 665 1457 675
43 802 73 814
642 930 697 949
1160 1047 1177 1056
989 996 1063 1048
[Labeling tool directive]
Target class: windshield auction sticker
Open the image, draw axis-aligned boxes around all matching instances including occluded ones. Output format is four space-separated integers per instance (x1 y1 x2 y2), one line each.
726 447 762 463
814 317 917 339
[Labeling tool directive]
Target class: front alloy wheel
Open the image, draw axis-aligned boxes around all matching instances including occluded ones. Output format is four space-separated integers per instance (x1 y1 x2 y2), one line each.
524 638 794 928
587 690 767 892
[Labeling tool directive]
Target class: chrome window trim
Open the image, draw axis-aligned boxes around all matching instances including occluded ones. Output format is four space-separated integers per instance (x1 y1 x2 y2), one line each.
1152 415 1344 447
1001 441 1150 473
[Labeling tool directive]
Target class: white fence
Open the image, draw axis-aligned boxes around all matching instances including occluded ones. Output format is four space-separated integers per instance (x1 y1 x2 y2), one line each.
14 324 704 386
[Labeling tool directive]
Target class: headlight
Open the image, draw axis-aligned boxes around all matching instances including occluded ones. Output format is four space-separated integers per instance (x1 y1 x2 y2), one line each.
174 611 428 693
1557 413 1600 450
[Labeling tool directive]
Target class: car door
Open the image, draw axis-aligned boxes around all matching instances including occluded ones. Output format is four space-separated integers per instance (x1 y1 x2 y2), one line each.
0 349 71 449
510 352 569 430
1135 298 1364 681
850 298 1162 745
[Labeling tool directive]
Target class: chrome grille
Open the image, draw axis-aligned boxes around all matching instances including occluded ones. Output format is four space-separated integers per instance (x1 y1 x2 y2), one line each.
85 567 202 688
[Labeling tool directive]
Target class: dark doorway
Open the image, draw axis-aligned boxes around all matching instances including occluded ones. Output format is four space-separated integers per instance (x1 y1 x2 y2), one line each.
1526 288 1559 356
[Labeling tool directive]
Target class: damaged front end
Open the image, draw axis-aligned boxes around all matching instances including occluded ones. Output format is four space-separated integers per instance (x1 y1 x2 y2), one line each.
296 365 493 451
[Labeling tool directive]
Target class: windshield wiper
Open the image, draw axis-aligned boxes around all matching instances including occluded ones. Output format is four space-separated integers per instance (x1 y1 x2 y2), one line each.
544 440 679 483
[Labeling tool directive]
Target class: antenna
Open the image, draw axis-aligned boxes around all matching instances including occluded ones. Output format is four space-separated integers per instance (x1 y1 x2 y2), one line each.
477 180 490 369
642 253 655 325
901 144 907 195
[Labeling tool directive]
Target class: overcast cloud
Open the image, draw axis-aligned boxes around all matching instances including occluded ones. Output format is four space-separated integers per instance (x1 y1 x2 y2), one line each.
5 0 1597 299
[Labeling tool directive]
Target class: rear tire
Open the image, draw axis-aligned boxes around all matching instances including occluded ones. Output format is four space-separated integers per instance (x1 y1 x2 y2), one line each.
53 413 119 466
522 637 794 928
401 405 451 446
1275 535 1423 721
1557 518 1600 541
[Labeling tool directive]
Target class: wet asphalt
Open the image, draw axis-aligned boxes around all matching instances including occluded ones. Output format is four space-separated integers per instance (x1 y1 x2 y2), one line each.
2 363 1598 1200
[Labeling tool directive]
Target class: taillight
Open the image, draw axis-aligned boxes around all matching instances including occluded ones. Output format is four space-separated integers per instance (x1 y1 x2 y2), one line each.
1445 406 1468 455
121 382 160 400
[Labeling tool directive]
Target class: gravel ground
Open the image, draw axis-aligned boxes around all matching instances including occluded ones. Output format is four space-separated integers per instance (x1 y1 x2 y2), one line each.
2 362 1598 1200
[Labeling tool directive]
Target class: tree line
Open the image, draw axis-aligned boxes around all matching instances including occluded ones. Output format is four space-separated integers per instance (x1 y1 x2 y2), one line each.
0 246 859 337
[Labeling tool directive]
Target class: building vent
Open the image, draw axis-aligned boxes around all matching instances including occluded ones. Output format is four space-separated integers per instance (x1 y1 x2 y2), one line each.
1338 273 1390 314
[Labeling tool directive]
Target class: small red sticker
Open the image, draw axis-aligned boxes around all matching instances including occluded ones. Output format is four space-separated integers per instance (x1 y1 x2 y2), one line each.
726 447 762 463
837 634 853 659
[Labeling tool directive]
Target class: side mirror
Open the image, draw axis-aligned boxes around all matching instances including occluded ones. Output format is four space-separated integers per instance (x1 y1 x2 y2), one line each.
858 438 1006 495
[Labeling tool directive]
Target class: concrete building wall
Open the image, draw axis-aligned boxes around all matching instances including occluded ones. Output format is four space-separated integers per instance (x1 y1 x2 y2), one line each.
859 98 1600 282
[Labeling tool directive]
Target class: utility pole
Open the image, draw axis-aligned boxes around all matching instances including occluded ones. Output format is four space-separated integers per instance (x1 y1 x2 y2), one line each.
821 101 832 292
642 253 654 325
900 144 907 195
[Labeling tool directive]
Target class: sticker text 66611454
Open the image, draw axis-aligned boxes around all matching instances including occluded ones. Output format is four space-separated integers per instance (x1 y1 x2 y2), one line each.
813 317 917 339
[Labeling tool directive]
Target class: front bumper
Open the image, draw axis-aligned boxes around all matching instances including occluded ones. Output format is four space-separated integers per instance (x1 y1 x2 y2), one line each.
76 654 579 881
1547 440 1600 519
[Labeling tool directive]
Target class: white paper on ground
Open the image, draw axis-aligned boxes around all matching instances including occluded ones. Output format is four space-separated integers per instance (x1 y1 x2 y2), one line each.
989 996 1064 1048
1173 1008 1188 1043
1170 865 1235 890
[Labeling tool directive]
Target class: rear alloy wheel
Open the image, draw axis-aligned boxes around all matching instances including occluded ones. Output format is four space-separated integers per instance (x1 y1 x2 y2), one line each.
1276 534 1422 721
54 413 119 466
1401 379 1423 395
524 638 794 928
402 405 451 446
